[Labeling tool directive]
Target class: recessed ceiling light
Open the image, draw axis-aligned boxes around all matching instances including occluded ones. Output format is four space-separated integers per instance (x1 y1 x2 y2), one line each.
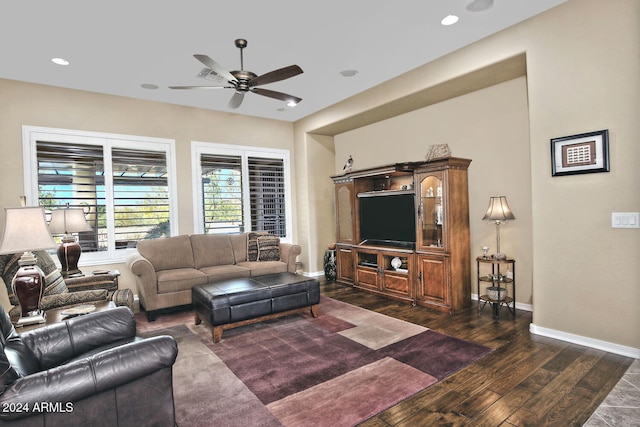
286 100 298 107
140 83 159 90
339 69 359 78
466 0 494 12
51 57 69 66
441 15 459 26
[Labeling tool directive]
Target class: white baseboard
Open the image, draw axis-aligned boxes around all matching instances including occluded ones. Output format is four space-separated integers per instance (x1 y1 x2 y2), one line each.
530 323 640 359
471 293 533 312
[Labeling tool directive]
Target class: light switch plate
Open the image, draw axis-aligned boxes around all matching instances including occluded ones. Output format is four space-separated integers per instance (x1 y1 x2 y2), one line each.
611 212 639 228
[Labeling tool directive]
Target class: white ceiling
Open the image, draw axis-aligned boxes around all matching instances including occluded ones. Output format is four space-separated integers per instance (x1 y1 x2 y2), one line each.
1 0 566 122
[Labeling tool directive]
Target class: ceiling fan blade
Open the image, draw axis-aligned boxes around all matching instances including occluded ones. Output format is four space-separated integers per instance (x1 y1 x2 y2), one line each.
251 88 302 105
169 85 230 90
228 91 245 109
249 65 303 87
194 54 237 83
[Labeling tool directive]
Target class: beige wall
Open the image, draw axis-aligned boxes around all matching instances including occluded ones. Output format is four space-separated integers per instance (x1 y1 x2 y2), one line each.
0 79 296 302
295 0 639 352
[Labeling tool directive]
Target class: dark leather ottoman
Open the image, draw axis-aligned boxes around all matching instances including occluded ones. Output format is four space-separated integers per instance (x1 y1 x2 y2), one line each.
192 272 320 342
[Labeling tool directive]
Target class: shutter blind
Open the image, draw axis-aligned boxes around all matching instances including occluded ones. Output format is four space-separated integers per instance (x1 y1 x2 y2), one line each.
248 157 286 237
37 142 170 252
37 141 105 252
201 154 244 233
111 148 169 245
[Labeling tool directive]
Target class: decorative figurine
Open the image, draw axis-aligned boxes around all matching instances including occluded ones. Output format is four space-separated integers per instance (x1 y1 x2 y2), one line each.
482 246 490 259
343 155 353 173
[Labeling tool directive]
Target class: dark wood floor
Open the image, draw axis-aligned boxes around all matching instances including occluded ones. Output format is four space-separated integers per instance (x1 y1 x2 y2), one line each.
320 280 633 427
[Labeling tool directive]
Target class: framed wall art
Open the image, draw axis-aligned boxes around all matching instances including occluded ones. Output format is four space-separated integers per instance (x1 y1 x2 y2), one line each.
551 129 610 176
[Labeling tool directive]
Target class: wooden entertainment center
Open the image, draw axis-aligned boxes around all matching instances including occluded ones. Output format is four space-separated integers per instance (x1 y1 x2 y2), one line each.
331 157 471 312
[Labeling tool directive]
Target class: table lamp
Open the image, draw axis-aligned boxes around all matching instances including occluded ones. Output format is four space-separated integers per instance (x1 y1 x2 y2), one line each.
0 206 57 325
48 205 93 277
482 196 515 260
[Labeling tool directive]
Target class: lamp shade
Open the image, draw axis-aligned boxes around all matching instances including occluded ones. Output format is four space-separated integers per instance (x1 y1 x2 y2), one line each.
482 196 515 222
49 208 92 234
0 207 57 254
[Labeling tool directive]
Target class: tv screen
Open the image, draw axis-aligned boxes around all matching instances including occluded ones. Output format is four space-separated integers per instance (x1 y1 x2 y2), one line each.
359 193 416 247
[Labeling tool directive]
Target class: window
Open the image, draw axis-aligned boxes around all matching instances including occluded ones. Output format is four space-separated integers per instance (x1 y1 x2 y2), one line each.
23 126 177 263
192 142 292 240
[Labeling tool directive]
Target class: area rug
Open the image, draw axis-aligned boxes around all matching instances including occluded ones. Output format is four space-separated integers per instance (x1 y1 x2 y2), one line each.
141 297 491 427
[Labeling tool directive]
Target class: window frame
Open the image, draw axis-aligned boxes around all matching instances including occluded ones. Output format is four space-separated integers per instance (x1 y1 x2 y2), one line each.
191 141 293 243
22 125 179 264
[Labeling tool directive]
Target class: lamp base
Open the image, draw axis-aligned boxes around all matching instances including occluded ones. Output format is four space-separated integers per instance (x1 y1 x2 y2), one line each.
15 312 46 327
493 253 507 260
61 269 83 278
58 238 83 277
13 264 45 318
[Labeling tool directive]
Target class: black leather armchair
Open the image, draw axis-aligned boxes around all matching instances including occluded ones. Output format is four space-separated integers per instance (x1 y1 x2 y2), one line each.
0 306 178 426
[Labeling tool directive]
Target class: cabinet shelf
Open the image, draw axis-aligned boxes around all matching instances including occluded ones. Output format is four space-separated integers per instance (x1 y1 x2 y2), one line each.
478 276 513 284
358 262 378 269
357 189 414 198
479 295 514 304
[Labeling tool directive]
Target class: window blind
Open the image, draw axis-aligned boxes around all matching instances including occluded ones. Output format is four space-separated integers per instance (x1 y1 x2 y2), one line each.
112 148 169 245
37 141 105 252
248 157 286 237
200 154 244 233
37 141 170 251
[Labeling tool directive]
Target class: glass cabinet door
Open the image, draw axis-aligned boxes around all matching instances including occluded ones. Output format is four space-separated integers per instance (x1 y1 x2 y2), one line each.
417 173 444 250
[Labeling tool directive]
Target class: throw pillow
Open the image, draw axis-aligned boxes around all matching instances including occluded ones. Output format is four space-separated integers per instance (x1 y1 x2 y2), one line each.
247 231 268 262
257 235 280 262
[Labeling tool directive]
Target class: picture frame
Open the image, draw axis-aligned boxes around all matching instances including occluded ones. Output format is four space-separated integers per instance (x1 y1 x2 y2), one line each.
551 129 609 176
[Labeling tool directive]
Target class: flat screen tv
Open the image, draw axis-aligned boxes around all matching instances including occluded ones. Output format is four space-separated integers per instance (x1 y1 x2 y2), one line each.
358 192 416 248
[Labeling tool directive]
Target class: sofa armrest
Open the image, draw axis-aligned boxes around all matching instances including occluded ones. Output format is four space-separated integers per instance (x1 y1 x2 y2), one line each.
20 307 136 370
279 243 301 273
0 335 178 421
126 252 158 309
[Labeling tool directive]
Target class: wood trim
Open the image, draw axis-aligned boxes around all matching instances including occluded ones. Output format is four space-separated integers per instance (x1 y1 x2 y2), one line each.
196 304 319 343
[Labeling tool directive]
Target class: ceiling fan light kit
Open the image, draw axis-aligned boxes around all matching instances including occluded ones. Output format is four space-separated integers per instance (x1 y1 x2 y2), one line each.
170 38 303 109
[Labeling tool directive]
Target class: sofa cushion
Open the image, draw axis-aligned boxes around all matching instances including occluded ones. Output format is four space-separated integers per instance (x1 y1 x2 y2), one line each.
246 232 269 262
237 261 288 276
229 233 248 263
257 235 280 261
137 235 195 272
198 264 251 282
156 269 208 294
190 234 236 269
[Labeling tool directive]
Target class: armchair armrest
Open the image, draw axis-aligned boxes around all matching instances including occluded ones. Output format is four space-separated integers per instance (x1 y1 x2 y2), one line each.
20 307 136 370
0 335 178 421
279 243 302 273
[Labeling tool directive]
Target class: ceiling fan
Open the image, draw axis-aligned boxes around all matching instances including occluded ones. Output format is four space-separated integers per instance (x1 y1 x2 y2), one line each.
169 39 303 109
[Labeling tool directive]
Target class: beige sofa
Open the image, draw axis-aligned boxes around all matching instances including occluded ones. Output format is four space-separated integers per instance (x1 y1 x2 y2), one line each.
126 233 301 320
